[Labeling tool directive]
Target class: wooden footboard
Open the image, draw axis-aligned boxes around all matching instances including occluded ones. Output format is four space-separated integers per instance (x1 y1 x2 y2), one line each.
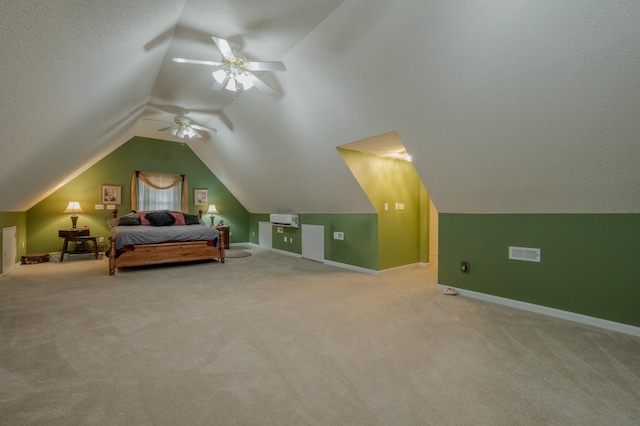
108 231 225 275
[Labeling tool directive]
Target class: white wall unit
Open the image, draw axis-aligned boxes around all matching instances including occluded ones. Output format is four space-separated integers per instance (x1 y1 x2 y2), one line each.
302 224 324 263
258 221 272 249
2 227 17 275
270 214 299 227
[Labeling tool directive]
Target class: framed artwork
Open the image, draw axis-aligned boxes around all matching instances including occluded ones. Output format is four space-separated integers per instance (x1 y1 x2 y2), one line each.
194 189 208 205
101 185 121 204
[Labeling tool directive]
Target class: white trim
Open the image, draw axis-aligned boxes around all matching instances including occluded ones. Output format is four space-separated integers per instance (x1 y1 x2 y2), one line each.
379 262 423 273
243 242 379 275
270 248 302 259
0 261 21 278
436 284 640 338
234 243 299 259
323 259 378 275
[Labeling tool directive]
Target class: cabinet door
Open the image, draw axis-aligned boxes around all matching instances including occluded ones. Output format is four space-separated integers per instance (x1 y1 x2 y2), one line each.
2 226 17 274
302 224 324 262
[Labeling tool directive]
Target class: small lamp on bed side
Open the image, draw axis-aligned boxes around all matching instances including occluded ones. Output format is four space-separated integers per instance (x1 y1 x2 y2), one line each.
63 201 84 229
206 204 218 226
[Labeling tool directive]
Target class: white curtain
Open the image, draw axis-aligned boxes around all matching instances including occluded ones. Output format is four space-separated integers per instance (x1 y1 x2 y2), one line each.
131 171 188 212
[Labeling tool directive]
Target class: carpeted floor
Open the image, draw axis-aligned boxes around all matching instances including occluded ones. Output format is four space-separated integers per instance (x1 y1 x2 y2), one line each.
1 247 639 425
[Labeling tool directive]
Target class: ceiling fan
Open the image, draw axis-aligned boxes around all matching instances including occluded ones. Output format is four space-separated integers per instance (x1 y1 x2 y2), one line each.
173 36 286 95
145 116 217 139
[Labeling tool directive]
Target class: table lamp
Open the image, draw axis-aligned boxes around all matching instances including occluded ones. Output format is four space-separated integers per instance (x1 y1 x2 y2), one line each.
63 201 84 229
206 204 218 226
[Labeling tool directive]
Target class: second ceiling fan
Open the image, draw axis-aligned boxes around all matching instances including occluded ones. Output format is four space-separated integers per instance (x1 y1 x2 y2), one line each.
146 116 217 139
173 36 286 94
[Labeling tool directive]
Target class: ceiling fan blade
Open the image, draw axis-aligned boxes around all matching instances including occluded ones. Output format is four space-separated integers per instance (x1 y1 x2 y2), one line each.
190 124 217 133
191 130 203 139
245 61 286 72
172 58 224 68
246 73 274 95
212 36 235 59
144 118 173 124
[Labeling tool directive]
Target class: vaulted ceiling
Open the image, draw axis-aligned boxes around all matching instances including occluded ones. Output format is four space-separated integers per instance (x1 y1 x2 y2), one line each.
1 1 639 214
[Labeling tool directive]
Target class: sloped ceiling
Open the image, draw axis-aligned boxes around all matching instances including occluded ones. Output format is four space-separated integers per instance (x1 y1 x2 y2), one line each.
1 0 639 214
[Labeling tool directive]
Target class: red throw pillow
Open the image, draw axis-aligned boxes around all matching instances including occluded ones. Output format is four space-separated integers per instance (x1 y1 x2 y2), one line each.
170 212 186 226
139 212 150 226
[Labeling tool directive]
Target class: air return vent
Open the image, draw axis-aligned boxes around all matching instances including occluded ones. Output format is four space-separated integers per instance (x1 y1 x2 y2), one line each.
509 246 541 263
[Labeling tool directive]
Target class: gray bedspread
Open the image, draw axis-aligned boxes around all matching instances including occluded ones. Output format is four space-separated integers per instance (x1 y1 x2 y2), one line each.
112 225 219 250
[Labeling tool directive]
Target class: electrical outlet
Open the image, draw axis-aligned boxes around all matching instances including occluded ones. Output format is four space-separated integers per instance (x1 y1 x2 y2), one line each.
461 261 469 273
333 232 344 240
284 236 287 242
290 237 293 243
99 237 104 243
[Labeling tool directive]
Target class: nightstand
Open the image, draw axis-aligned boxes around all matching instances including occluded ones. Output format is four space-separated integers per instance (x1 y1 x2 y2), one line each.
59 229 98 261
215 226 230 249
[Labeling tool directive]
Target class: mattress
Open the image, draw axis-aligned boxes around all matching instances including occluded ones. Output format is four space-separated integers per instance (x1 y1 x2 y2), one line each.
112 225 219 250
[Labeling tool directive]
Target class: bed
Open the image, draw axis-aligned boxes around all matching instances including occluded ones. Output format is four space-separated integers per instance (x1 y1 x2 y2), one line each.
107 209 225 275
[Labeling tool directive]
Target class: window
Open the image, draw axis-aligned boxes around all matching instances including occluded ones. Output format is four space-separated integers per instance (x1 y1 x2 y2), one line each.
131 171 188 212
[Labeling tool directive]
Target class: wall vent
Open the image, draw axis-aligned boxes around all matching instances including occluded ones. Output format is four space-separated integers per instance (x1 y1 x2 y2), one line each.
509 246 541 262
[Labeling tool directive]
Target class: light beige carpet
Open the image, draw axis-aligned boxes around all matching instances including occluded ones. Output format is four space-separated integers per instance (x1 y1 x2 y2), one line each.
1 247 639 425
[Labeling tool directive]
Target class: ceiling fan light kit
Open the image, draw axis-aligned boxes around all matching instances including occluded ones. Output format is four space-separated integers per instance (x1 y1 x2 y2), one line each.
212 68 254 92
173 35 286 95
146 116 217 140
171 122 198 139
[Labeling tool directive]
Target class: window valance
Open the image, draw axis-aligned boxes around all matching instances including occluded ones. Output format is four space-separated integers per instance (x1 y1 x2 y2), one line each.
131 171 188 212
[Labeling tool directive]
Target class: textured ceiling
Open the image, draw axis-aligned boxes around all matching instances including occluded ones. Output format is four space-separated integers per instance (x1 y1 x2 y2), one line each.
1 0 639 214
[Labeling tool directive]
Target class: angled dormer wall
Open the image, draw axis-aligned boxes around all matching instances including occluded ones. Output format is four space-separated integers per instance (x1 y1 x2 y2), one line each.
338 147 429 270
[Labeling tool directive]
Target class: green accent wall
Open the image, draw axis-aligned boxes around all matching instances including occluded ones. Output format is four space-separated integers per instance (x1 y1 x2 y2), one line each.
438 213 640 327
248 213 379 270
305 213 378 269
271 225 302 254
248 213 269 245
248 148 429 271
0 212 27 273
26 137 249 254
419 183 430 263
338 148 428 270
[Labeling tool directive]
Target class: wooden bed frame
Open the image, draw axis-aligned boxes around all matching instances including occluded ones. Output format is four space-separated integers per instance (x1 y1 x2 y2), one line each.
108 209 225 275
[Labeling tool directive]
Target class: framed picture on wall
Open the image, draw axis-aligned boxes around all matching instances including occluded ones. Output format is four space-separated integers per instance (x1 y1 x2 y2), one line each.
194 189 208 205
101 185 121 204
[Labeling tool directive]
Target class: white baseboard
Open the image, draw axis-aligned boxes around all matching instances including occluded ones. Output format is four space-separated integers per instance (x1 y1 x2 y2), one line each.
436 284 640 338
1 261 21 278
323 260 378 275
270 248 302 258
244 243 378 275
379 262 424 273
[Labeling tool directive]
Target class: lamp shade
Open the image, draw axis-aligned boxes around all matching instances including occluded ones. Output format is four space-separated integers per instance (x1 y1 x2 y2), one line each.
206 204 218 214
63 202 84 214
